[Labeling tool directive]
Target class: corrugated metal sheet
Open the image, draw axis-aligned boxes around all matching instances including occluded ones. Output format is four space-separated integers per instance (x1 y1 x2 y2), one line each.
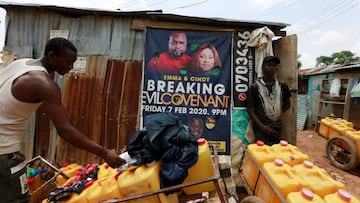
101 60 142 153
307 74 333 125
3 7 144 61
297 95 307 130
300 62 360 127
0 2 288 35
334 62 360 72
299 62 360 77
1 4 290 165
2 7 146 164
56 56 110 164
52 56 142 165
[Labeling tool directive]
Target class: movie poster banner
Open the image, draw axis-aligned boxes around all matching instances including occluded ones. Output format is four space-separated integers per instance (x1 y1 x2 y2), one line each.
142 28 232 155
233 30 255 108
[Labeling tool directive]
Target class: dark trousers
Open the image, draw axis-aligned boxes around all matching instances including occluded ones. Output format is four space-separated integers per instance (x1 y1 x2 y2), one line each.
0 152 30 203
253 121 283 146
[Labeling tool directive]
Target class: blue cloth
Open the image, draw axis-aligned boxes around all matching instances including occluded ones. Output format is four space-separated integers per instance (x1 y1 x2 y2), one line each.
127 112 198 188
27 168 47 178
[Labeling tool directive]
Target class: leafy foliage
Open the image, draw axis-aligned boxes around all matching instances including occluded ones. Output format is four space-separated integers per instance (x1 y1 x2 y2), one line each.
316 50 360 66
297 54 302 69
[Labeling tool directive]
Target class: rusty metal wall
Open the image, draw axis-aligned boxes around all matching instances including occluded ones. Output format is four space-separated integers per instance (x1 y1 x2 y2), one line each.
55 56 109 165
100 60 143 153
3 7 145 165
53 56 143 165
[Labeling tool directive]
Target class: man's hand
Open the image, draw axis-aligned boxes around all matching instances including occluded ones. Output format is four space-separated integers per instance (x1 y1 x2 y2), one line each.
261 125 279 137
101 149 126 168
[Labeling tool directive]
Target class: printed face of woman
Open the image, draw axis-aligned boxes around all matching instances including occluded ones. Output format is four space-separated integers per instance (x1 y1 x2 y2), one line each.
198 48 215 73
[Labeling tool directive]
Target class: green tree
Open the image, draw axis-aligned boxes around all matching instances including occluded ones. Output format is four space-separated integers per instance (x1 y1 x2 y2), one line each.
331 50 360 64
297 54 302 69
316 56 334 66
316 50 360 66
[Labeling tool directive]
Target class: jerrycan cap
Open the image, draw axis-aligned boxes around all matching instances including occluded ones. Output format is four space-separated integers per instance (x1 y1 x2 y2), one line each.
303 160 314 168
256 140 264 146
280 140 288 146
197 138 206 145
301 188 314 200
274 158 283 166
337 189 352 201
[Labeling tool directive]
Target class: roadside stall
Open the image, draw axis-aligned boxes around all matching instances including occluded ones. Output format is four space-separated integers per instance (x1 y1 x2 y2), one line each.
0 2 297 202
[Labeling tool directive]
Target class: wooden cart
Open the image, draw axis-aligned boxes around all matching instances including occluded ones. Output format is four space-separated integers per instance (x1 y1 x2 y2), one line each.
27 156 70 203
327 135 360 171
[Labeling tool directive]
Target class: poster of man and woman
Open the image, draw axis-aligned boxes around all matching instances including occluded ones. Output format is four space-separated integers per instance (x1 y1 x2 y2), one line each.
142 28 232 154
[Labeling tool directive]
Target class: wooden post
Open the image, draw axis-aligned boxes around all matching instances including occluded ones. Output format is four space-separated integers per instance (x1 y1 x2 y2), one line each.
273 34 298 145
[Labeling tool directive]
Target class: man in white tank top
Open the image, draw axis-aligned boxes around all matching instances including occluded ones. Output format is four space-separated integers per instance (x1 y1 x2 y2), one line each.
0 38 125 202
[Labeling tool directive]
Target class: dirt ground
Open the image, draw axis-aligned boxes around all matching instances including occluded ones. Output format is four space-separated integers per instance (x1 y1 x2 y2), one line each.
297 130 360 199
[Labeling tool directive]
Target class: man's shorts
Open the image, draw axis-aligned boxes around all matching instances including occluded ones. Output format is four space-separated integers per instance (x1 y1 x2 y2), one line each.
0 151 30 203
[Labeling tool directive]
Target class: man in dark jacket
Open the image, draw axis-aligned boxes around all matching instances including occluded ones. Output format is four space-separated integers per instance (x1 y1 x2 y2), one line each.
246 56 291 145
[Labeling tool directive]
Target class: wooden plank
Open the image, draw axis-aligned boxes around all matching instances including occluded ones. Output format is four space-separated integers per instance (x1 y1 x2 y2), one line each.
317 77 351 127
343 78 353 119
131 19 287 36
101 60 126 152
117 62 142 147
273 34 298 145
131 19 235 32
101 61 142 151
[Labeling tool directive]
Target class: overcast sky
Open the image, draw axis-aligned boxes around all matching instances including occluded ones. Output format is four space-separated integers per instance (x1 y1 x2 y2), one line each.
1 0 359 69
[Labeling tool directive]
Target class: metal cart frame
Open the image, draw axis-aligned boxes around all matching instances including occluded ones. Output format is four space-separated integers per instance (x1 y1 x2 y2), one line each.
100 145 226 203
239 144 287 203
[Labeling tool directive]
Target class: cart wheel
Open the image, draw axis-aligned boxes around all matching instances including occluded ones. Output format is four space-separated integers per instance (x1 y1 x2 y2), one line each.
326 136 359 171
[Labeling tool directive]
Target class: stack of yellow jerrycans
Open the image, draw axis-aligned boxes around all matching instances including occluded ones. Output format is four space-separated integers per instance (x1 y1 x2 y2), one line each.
55 163 83 186
319 117 360 170
241 140 360 203
287 188 360 203
319 117 353 139
43 162 121 203
117 138 215 202
43 138 215 203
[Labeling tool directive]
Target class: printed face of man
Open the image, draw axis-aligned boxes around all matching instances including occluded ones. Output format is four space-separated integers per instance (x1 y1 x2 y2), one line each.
189 118 203 138
199 48 215 73
168 33 187 58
